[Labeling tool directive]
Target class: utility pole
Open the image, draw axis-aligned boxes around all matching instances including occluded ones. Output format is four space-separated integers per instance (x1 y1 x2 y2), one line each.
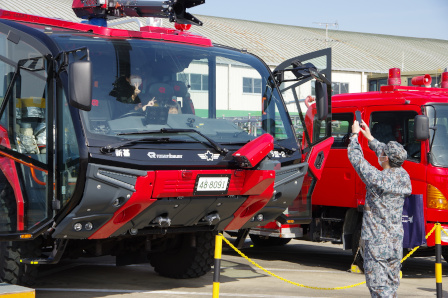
313 21 338 47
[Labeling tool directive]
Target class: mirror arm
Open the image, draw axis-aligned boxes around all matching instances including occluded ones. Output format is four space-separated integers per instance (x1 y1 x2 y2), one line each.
55 47 90 75
317 73 331 85
273 70 284 85
275 67 330 86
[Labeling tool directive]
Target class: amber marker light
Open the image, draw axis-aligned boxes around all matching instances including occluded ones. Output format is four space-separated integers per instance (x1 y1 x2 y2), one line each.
427 184 448 210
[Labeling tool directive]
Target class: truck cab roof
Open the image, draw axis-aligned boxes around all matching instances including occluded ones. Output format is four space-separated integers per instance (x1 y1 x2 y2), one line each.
332 85 448 108
0 9 212 46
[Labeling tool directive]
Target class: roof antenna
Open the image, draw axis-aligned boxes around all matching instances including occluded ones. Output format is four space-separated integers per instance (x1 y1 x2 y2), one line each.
313 21 338 48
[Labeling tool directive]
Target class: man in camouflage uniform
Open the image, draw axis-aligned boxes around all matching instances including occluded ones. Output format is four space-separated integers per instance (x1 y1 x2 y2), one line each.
348 120 412 297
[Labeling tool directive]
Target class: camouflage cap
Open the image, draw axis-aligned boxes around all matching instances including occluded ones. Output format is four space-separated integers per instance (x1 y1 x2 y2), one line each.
384 141 407 167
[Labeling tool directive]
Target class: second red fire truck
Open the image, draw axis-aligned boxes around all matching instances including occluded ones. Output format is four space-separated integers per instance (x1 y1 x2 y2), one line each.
250 68 448 268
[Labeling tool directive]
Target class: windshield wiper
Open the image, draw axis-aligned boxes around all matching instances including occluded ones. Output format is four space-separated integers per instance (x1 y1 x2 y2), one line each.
274 143 297 155
100 137 171 154
220 141 251 145
118 128 229 155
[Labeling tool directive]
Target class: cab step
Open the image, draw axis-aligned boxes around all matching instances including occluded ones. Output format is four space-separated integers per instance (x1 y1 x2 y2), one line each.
20 239 67 265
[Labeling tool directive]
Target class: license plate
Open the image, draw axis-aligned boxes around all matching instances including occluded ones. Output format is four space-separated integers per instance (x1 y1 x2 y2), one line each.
194 174 230 195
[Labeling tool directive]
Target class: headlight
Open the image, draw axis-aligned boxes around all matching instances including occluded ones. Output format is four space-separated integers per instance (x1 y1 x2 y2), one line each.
73 223 83 231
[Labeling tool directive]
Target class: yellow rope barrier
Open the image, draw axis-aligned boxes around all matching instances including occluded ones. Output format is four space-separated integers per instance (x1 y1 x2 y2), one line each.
401 223 437 263
221 233 366 290
219 223 441 291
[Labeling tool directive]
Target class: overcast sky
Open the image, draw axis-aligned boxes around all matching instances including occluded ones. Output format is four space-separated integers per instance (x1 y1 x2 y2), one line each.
191 0 448 40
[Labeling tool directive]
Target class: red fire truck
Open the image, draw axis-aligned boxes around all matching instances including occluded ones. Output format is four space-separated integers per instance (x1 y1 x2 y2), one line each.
0 0 333 285
249 68 448 266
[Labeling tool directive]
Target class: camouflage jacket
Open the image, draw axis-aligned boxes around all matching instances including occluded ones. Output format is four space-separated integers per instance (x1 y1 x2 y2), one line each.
348 135 412 243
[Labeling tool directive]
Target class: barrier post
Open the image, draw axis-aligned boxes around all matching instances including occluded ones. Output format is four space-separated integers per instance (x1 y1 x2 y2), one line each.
212 234 223 298
435 223 442 298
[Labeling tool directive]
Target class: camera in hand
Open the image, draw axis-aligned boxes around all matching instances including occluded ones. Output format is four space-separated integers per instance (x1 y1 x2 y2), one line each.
355 110 362 123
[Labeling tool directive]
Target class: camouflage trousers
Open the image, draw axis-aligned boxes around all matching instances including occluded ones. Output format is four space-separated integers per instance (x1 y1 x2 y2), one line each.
363 239 402 298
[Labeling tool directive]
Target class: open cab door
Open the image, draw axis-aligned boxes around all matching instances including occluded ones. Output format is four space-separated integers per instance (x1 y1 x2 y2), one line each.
273 48 333 224
0 22 56 241
234 50 333 247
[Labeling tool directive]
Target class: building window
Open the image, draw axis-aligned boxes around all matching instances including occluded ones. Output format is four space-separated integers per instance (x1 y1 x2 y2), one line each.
331 82 349 95
432 76 441 87
378 79 387 90
369 79 387 91
243 77 262 94
177 73 208 91
369 80 377 92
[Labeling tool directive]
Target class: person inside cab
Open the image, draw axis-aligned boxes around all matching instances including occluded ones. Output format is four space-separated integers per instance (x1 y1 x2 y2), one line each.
137 83 176 111
166 100 179 114
109 74 142 106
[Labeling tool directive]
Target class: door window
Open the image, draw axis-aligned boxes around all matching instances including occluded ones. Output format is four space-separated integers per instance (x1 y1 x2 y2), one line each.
330 113 353 148
0 37 47 159
57 84 80 207
370 111 419 162
426 105 448 167
0 30 50 231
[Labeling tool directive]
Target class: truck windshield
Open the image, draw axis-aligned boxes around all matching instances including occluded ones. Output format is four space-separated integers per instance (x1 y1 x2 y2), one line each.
50 34 296 151
427 104 448 167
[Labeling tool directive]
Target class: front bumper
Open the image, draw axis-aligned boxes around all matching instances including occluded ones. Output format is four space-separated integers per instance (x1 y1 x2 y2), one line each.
53 163 275 239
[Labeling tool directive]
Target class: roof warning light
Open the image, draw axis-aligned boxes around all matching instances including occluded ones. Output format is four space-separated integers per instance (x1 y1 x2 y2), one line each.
441 72 448 89
388 68 401 86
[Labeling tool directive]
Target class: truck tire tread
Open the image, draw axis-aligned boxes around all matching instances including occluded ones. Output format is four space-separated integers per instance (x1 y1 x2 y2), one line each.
0 178 42 286
150 232 214 279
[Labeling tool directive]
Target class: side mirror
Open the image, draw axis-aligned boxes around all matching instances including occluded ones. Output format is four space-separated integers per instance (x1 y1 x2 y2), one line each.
68 61 92 111
315 81 328 121
414 115 430 141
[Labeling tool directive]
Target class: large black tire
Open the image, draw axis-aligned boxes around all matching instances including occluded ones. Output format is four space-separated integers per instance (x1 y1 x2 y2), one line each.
0 239 42 286
351 222 364 273
0 178 42 286
249 235 292 246
149 232 214 279
0 179 16 233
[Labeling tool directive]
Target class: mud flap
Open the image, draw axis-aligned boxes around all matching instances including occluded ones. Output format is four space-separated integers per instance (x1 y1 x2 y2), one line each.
234 228 250 249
